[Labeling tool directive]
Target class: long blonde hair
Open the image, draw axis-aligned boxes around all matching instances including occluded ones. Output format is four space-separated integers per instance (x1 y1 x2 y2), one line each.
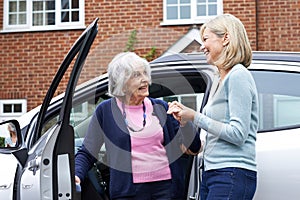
200 14 252 69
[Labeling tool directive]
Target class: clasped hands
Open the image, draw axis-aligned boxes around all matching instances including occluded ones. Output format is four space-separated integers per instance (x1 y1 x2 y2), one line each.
167 101 196 127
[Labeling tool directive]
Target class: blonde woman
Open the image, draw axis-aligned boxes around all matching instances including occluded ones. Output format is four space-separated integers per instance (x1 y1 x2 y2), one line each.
168 14 258 200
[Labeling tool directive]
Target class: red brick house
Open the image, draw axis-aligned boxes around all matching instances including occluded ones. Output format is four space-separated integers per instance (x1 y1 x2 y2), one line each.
0 0 299 121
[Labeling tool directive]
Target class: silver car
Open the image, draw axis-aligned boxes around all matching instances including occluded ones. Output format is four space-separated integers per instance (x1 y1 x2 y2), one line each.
0 18 300 200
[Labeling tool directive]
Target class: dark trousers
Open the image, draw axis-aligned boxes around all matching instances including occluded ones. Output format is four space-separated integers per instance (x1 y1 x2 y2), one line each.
114 179 173 200
200 167 257 200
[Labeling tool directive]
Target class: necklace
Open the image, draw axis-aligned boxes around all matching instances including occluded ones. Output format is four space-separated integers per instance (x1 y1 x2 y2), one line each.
122 101 146 132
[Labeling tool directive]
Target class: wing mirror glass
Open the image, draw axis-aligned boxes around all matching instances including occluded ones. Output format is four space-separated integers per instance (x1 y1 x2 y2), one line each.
0 120 22 149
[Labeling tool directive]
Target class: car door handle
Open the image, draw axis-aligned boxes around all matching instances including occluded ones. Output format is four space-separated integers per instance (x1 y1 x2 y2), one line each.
22 184 33 189
0 183 11 190
28 158 40 175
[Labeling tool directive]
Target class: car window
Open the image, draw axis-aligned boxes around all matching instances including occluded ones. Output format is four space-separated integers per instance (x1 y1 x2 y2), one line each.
252 70 300 132
72 97 107 154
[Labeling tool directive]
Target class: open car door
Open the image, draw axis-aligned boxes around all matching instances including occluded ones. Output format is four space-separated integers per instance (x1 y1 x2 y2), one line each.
16 18 98 200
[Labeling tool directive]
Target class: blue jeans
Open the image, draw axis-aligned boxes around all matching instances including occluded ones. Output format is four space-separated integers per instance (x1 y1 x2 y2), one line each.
200 168 257 200
114 179 173 200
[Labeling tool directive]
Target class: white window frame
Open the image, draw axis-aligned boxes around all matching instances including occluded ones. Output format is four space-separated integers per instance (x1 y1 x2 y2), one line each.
161 0 223 26
0 99 27 121
2 0 85 33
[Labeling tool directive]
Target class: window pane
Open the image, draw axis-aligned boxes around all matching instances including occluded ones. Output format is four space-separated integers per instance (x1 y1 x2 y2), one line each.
70 102 90 126
208 4 217 15
73 105 83 113
208 0 217 2
180 6 190 19
180 0 190 3
46 12 55 25
72 11 79 21
9 14 17 25
3 105 12 113
275 96 300 127
167 7 178 19
252 71 300 130
33 13 43 25
9 2 17 12
46 0 55 10
19 13 26 24
62 0 70 9
198 0 205 2
197 5 206 16
72 0 79 9
14 104 22 112
61 11 69 22
167 0 178 4
33 1 43 11
19 1 26 12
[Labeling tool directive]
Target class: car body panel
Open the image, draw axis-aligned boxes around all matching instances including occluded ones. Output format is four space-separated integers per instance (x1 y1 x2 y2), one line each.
0 154 18 199
255 128 300 199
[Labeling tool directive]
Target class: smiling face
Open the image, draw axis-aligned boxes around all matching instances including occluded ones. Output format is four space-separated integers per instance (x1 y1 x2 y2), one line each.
201 28 227 66
124 65 150 105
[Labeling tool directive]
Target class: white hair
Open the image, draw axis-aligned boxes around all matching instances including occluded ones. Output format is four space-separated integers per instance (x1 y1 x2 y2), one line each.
107 52 151 97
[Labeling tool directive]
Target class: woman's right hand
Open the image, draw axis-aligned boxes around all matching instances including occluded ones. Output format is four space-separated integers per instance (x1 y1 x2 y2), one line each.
75 175 81 184
167 101 196 126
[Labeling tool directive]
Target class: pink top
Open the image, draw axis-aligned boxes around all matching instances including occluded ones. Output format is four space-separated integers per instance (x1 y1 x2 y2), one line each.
116 97 171 183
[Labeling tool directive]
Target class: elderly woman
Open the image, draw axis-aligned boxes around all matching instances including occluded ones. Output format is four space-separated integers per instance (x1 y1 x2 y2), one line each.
75 52 201 200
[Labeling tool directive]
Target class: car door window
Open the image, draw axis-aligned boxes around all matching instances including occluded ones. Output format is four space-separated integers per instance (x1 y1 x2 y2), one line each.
252 70 300 131
72 96 108 154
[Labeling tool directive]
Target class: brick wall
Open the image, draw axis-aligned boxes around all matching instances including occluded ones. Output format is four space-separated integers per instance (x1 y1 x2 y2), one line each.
0 0 299 111
256 0 300 51
223 0 258 49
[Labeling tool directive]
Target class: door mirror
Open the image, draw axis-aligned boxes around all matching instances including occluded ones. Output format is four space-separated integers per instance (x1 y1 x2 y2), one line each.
0 120 22 149
0 120 28 167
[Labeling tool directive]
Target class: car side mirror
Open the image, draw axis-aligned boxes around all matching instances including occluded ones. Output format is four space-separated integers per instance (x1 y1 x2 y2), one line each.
0 120 22 149
0 120 28 167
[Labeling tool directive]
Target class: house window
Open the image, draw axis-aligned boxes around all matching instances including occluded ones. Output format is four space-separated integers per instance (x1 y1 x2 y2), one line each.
0 99 27 122
162 0 223 25
8 0 27 25
3 0 85 32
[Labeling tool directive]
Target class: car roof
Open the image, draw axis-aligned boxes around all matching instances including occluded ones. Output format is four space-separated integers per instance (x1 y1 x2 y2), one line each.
252 51 300 62
151 51 300 64
151 51 300 73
